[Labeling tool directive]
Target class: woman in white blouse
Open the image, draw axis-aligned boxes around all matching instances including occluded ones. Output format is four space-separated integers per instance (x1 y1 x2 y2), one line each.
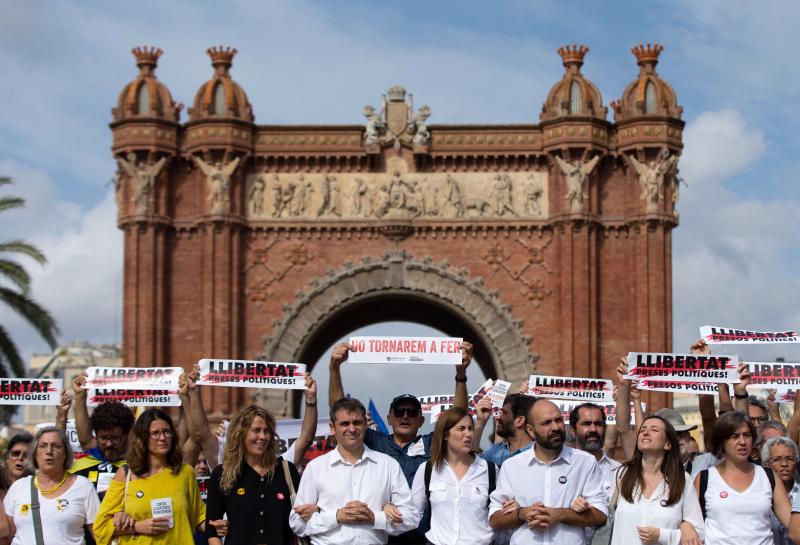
608 415 704 545
408 406 498 545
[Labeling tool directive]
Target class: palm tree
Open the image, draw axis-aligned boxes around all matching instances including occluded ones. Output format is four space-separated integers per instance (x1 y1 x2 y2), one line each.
0 176 60 378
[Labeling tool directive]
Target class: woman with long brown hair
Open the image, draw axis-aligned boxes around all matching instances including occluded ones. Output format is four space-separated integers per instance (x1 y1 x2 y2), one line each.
408 406 497 545
204 403 301 545
608 415 704 545
93 409 206 544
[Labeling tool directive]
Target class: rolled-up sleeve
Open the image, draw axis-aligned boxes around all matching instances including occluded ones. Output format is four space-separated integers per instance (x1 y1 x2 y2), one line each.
385 459 420 535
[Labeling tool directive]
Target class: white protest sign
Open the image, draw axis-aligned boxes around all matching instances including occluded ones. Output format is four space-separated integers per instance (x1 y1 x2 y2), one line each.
776 390 796 404
197 475 210 502
197 359 306 389
87 389 181 407
700 325 800 344
746 362 800 389
418 394 456 414
467 379 494 414
488 380 512 414
0 379 62 405
527 375 614 403
348 336 463 365
551 400 642 425
276 418 333 458
624 352 739 387
151 497 174 528
84 367 183 390
431 403 450 423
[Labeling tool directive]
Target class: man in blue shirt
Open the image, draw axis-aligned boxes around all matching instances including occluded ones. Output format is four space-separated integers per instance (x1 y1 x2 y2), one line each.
327 340 473 545
477 392 534 466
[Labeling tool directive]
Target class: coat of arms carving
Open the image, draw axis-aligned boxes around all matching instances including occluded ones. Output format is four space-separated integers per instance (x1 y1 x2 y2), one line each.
363 86 431 150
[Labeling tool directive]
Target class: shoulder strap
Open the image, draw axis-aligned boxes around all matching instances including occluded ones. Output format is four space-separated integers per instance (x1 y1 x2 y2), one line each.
765 466 776 492
486 462 497 507
30 477 45 545
699 469 709 519
282 458 297 503
424 461 433 503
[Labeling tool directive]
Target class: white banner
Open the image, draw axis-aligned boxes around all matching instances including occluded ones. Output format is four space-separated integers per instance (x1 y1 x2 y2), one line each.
278 418 335 461
776 390 796 404
551 400 642 425
348 336 463 365
418 394 456 414
197 359 306 389
527 375 614 403
0 379 62 405
624 352 739 384
84 367 183 390
487 380 512 414
700 325 800 344
87 389 181 407
746 362 800 389
467 379 494 414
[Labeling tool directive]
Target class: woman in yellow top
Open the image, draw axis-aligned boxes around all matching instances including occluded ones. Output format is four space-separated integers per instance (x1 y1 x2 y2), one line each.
94 408 206 545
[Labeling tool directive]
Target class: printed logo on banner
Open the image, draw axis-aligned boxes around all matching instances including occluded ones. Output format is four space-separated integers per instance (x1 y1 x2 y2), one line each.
624 353 740 392
83 367 183 390
348 336 463 366
527 375 614 403
197 359 306 389
700 325 800 345
0 379 62 405
87 389 181 407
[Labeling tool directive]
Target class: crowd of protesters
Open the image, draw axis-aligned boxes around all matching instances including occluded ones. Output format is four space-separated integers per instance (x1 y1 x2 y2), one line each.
0 338 799 545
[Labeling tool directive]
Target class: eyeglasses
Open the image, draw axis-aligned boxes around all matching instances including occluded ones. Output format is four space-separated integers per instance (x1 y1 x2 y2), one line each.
392 407 420 418
97 434 126 444
769 456 797 466
149 430 173 439
8 449 27 459
36 443 65 452
750 416 766 425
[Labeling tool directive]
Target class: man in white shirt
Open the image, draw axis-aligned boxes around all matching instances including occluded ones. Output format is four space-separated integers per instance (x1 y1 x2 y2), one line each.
489 398 608 545
290 397 421 545
568 403 620 544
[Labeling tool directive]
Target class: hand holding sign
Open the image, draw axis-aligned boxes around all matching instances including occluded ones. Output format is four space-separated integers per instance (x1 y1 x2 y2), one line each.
734 363 751 397
474 396 493 424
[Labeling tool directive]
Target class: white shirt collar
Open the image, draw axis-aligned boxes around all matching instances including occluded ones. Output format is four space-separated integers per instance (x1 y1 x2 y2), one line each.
529 443 573 466
329 444 377 466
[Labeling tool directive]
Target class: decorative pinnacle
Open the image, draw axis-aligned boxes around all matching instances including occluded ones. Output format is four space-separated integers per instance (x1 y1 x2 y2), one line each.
207 46 237 73
631 43 663 66
557 44 589 68
131 46 162 74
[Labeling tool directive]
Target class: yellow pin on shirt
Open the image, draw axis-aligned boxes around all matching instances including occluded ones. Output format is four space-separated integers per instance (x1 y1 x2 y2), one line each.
89 471 98 482
236 488 245 495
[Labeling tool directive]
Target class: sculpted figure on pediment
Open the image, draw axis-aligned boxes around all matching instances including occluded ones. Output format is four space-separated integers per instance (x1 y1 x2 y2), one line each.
351 177 370 217
412 105 431 146
270 175 282 217
491 174 516 216
627 148 678 213
426 186 440 216
363 105 383 146
373 184 390 218
445 175 464 218
193 156 240 215
555 154 599 214
297 175 314 214
249 170 267 216
117 153 167 215
317 174 341 217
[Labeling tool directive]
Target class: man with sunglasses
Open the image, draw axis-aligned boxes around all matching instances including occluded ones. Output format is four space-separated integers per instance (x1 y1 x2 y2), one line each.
328 340 473 545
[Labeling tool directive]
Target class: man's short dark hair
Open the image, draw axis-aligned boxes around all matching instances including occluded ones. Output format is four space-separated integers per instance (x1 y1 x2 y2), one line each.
504 393 536 420
5 432 33 458
330 397 367 423
569 403 606 428
90 401 134 434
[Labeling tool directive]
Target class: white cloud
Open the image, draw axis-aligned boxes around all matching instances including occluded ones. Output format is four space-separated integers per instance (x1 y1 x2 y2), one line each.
673 110 800 360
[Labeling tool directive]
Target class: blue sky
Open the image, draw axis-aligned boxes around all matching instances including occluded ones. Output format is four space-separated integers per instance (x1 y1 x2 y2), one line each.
1 0 799 404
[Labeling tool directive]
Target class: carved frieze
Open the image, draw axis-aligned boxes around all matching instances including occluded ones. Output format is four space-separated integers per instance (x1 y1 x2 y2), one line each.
245 170 549 221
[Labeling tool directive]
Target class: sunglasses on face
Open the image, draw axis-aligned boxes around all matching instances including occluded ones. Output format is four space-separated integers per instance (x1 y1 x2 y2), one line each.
392 407 420 418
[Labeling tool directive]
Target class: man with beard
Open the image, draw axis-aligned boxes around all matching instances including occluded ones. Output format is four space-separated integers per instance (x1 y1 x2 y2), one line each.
479 393 535 466
569 403 619 543
489 398 607 545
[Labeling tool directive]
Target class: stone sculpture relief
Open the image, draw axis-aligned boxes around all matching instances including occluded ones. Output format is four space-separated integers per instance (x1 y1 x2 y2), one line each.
117 153 167 215
626 149 679 213
363 86 432 149
555 155 600 214
193 156 241 214
245 171 549 221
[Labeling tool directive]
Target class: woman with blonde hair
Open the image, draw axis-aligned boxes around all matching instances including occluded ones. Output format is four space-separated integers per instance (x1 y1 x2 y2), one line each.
407 406 497 545
94 409 206 544
204 403 301 545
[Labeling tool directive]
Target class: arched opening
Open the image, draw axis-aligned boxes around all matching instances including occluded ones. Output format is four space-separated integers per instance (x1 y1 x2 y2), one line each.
569 80 583 114
136 82 150 115
645 81 657 113
212 82 226 115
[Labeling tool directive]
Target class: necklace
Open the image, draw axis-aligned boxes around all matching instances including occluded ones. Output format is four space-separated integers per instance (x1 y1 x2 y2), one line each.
35 473 68 495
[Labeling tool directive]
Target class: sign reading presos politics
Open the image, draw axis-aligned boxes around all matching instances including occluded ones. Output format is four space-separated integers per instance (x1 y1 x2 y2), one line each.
197 359 306 389
624 352 739 384
348 336 463 365
527 375 614 403
84 367 183 390
700 325 800 344
747 362 800 389
0 379 61 405
552 400 640 425
87 389 181 407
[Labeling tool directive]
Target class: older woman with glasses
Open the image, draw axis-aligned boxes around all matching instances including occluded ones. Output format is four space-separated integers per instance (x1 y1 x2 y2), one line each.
2 426 100 544
762 436 800 545
94 408 206 545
